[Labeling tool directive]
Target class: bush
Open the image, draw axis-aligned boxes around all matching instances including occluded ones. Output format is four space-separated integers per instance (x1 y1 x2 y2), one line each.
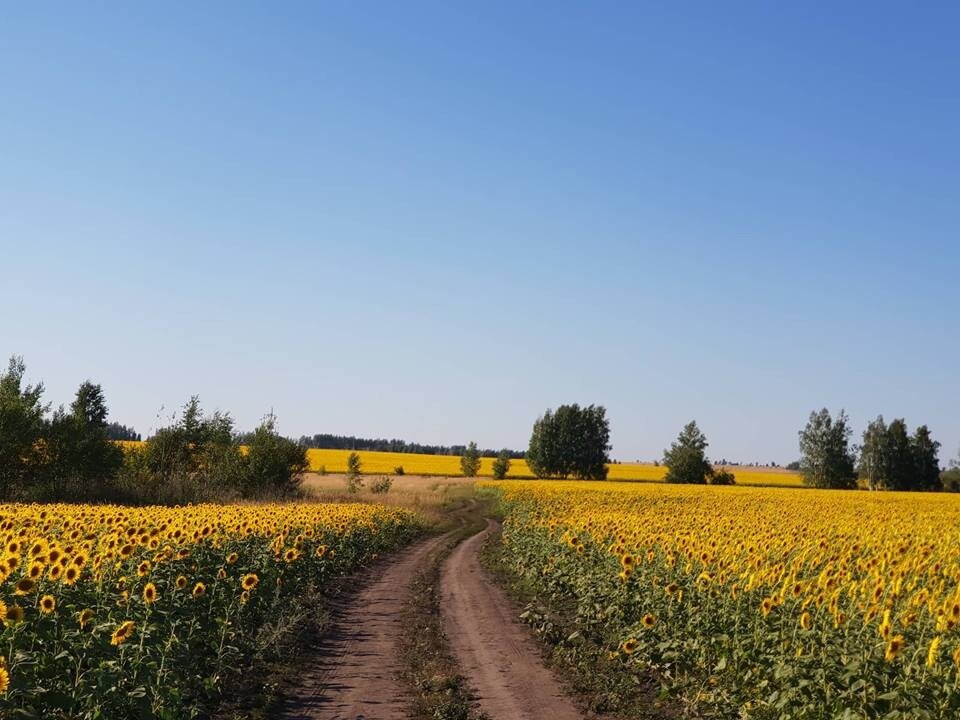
492 449 511 480
709 468 736 485
941 468 960 492
316 464 327 476
393 465 405 476
370 475 393 494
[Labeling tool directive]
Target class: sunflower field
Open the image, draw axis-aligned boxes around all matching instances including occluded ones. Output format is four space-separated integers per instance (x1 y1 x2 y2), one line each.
483 480 960 718
0 501 420 718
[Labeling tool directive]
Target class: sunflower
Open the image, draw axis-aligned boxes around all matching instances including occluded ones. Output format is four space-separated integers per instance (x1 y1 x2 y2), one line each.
176 575 188 590
315 545 328 558
0 665 8 695
0 601 6 623
63 565 80 585
884 635 905 663
39 595 56 614
14 578 36 596
226 552 239 565
620 554 634 568
143 582 157 604
136 561 151 577
6 605 24 625
241 573 259 591
111 620 136 646
641 613 656 629
621 638 638 655
799 611 812 631
760 598 773 617
283 548 300 563
192 582 206 598
665 582 679 596
78 608 94 629
216 568 227 580
27 561 44 580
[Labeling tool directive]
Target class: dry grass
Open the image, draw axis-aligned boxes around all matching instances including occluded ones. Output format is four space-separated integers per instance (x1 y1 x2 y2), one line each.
303 473 478 523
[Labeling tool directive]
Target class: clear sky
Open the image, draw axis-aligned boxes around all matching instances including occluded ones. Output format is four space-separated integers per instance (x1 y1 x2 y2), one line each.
2 2 957 464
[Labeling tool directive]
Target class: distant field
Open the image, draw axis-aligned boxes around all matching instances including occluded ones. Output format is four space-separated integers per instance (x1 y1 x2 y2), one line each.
302 448 803 486
118 442 802 486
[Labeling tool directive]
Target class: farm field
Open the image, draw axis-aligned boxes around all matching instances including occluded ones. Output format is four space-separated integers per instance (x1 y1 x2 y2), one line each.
482 480 960 718
0 501 421 718
301 447 803 486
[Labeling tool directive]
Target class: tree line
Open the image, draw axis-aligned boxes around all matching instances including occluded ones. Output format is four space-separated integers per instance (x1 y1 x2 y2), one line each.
0 357 307 504
295 432 524 459
517 403 956 491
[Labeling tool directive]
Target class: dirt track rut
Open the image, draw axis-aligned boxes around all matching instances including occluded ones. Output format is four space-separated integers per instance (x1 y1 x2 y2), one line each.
440 518 583 720
281 533 447 720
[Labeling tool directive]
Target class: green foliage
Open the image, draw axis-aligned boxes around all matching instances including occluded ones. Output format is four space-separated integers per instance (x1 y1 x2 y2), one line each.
370 475 393 494
460 441 481 477
859 416 942 491
491 449 512 480
526 404 610 480
0 357 122 501
941 468 960 492
798 409 857 489
345 451 363 493
393 465 405 475
709 468 736 485
242 414 309 498
663 421 712 484
0 356 48 498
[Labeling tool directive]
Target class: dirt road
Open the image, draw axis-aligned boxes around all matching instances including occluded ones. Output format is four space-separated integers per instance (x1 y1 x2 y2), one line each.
440 518 583 720
284 509 582 719
281 533 448 720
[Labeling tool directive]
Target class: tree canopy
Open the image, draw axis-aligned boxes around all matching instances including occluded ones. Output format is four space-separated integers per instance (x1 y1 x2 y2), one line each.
526 404 610 480
798 409 857 489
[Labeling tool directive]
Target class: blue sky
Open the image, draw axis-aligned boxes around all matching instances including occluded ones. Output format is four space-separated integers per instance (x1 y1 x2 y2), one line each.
2 2 957 464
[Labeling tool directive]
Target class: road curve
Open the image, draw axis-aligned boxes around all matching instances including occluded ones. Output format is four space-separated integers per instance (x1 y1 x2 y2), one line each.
440 518 583 720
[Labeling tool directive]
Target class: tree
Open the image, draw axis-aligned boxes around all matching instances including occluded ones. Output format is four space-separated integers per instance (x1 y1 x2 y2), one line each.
460 441 481 477
42 381 124 500
0 356 48 499
858 415 889 490
911 425 941 491
491 449 512 480
242 414 309 498
859 417 942 491
798 409 857 489
663 421 713 484
709 468 736 485
345 451 363 492
526 404 610 480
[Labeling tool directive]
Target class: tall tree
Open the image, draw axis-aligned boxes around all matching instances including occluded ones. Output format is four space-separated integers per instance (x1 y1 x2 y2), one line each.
859 415 889 490
663 421 712 484
527 404 610 480
798 409 857 489
910 425 941 491
0 356 48 499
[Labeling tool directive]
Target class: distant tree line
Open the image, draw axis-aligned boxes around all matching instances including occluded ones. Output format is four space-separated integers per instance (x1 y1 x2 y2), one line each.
296 432 524 459
0 356 307 504
797 408 948 491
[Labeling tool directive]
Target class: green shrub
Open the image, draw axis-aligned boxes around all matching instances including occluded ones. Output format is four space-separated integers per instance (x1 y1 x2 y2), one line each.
370 475 393 494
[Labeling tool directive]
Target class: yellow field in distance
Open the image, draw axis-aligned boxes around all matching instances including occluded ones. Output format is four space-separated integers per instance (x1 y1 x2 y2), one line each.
302 448 803 487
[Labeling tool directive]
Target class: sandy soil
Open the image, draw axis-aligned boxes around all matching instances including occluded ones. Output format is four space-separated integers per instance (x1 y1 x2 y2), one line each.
440 519 583 720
